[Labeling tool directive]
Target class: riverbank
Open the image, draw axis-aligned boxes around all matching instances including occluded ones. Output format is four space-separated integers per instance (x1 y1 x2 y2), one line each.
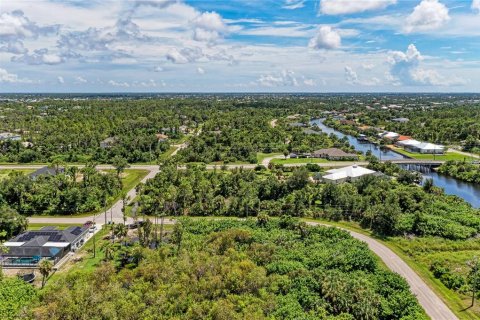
312 119 480 208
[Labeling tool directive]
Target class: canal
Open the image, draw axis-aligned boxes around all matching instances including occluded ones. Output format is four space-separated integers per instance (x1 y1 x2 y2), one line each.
311 119 480 208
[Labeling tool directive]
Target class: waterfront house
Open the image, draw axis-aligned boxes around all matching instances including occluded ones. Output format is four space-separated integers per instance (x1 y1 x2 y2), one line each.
322 165 376 184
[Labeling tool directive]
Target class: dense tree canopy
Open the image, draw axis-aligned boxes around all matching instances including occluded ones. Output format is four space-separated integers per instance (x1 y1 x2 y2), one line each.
138 164 480 240
0 165 121 216
28 219 427 320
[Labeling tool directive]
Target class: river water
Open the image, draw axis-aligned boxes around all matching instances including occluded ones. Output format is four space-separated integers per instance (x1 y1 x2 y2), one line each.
311 119 480 208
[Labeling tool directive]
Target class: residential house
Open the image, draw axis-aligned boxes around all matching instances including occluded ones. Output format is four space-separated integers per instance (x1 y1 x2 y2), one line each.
156 133 169 142
409 142 445 154
392 117 409 123
1 226 89 268
29 166 65 180
100 137 117 149
322 165 377 184
0 132 21 141
313 148 359 161
379 131 400 141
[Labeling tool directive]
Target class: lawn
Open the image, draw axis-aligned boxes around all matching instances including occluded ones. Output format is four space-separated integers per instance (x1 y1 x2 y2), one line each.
271 157 331 164
0 168 35 180
28 223 82 230
158 145 179 161
256 152 283 163
391 147 469 161
305 218 480 320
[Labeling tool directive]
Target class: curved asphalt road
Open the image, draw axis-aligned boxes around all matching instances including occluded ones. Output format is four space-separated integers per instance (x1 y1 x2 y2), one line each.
308 221 458 320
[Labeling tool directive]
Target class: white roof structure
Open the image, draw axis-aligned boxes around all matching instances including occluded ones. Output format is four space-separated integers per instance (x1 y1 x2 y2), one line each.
43 242 70 247
397 139 422 147
3 242 25 247
383 132 400 139
323 165 376 181
415 143 445 151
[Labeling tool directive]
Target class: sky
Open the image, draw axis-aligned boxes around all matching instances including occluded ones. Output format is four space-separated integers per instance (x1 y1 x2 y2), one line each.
1 0 480 93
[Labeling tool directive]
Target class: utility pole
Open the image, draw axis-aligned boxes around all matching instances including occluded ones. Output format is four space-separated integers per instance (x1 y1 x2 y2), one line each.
92 212 96 258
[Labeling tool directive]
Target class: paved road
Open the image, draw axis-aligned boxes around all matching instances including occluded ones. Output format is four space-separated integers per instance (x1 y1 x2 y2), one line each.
307 221 458 320
261 154 285 167
170 143 187 157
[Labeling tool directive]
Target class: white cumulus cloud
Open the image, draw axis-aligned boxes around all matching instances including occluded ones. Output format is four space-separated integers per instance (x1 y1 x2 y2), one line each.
256 70 315 87
75 76 88 84
11 49 63 65
309 26 341 50
387 44 465 86
191 11 227 42
0 68 33 83
320 0 397 15
344 66 359 84
108 80 130 87
405 0 450 33
473 0 480 13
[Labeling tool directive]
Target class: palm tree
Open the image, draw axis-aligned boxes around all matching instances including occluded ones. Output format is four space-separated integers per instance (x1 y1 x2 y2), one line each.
112 156 130 182
121 193 130 226
101 242 116 261
113 223 128 245
38 258 53 288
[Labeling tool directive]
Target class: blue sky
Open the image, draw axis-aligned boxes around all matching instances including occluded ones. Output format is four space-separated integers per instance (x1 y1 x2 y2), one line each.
1 0 479 92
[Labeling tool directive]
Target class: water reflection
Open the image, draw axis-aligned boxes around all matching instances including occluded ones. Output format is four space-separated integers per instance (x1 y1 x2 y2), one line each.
311 119 480 208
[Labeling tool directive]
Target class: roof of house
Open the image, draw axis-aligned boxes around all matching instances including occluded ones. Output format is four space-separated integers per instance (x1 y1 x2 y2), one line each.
156 133 169 140
323 165 376 181
397 139 422 146
396 135 412 141
3 226 88 257
0 132 21 139
101 137 117 143
392 117 409 122
29 166 64 179
415 143 445 150
382 132 400 139
289 122 307 127
313 148 357 158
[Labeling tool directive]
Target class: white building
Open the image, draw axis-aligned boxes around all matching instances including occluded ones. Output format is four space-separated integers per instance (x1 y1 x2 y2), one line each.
396 139 422 148
0 132 21 141
322 165 377 184
411 142 445 154
379 131 400 140
396 139 445 154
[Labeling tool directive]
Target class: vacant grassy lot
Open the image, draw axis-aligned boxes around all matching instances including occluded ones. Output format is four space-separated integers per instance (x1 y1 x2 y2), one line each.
271 157 330 164
256 152 283 163
28 223 82 230
0 169 35 180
